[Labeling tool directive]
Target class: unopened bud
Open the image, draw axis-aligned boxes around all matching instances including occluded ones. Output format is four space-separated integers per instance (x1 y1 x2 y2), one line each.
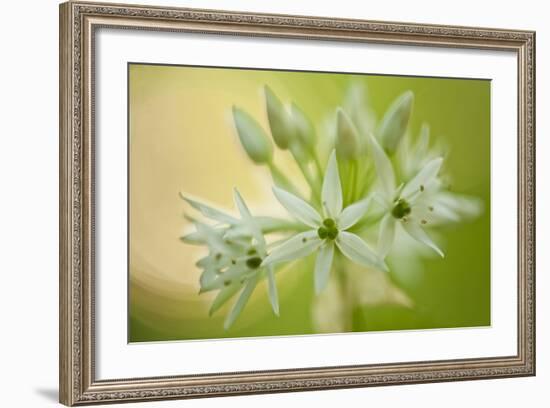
378 91 414 154
335 108 360 159
290 102 316 155
264 86 294 150
232 106 273 164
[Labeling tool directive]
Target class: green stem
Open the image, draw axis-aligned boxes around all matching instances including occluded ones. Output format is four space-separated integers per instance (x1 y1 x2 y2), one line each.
261 220 308 235
290 149 321 205
335 255 353 332
357 166 371 199
348 160 358 205
312 150 324 178
341 160 353 206
267 161 304 199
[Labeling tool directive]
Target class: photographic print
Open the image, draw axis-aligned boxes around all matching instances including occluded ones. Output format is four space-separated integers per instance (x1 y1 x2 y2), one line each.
128 63 490 342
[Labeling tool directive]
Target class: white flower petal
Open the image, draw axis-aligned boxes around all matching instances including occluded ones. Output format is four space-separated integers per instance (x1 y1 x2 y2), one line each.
401 220 444 257
192 222 232 254
368 133 396 196
209 283 241 316
321 150 343 218
180 230 207 244
233 188 266 246
266 265 279 316
416 123 430 159
377 214 396 259
338 197 371 230
336 231 387 271
200 264 247 292
233 188 252 219
435 192 483 220
314 242 335 294
262 230 322 266
224 273 259 329
199 266 218 289
180 193 238 224
272 186 321 228
401 157 443 201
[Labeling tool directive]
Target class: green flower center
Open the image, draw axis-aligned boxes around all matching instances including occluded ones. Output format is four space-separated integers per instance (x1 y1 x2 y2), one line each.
246 256 262 269
318 218 338 240
391 198 412 219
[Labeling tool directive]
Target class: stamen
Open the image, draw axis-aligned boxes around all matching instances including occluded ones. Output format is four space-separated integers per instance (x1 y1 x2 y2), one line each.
231 259 236 265
318 223 338 240
302 237 307 243
215 253 222 261
421 219 427 225
428 206 434 212
247 248 257 255
391 198 412 219
317 227 328 239
420 185 425 192
323 218 336 228
224 280 231 286
246 257 262 269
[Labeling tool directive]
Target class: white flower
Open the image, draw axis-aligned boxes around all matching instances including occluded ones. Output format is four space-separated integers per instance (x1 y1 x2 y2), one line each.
262 150 386 294
396 123 442 181
369 132 462 259
181 189 279 329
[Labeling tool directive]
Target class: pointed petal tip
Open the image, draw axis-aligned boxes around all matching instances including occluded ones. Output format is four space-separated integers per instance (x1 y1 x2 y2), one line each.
232 187 241 202
403 90 414 102
263 83 273 93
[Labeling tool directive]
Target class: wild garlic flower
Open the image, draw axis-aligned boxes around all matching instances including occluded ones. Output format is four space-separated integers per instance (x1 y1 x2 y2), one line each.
181 189 279 329
369 131 447 258
262 151 386 294
370 132 482 259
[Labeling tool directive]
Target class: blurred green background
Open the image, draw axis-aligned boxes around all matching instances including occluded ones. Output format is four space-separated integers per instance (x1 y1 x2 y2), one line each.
128 63 490 342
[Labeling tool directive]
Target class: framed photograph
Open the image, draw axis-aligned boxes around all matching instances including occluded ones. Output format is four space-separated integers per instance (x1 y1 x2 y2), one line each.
59 1 535 405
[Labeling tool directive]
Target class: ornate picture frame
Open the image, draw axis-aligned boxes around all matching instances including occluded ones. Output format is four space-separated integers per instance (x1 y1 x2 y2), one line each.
59 1 535 405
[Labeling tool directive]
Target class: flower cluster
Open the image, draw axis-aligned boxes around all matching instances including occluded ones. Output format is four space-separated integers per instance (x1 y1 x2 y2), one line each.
181 83 482 329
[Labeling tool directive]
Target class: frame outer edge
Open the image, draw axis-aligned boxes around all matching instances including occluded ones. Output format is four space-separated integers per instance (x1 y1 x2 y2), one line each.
60 1 536 404
527 30 536 376
59 1 76 406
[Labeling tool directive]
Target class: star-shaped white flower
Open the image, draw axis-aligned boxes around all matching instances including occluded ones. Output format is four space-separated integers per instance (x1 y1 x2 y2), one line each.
262 150 386 294
369 133 446 259
181 189 279 329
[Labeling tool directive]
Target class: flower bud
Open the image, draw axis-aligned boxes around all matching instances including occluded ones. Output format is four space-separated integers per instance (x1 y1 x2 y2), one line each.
264 85 294 150
290 102 316 154
378 90 414 154
232 106 273 164
335 108 361 159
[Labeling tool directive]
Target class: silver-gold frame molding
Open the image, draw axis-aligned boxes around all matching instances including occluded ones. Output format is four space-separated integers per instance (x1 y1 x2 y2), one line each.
59 1 536 405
